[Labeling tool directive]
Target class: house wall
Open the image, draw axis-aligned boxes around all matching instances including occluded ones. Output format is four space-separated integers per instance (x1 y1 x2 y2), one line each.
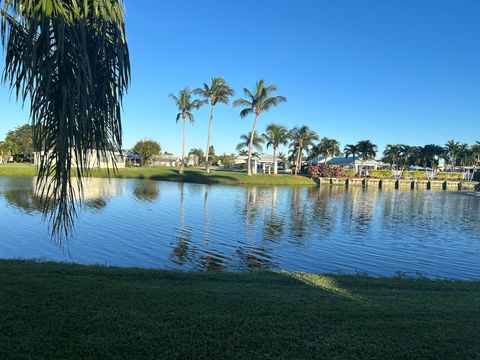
34 150 125 169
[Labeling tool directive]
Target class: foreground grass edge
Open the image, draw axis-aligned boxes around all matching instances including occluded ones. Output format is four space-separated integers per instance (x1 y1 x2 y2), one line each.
1 260 479 359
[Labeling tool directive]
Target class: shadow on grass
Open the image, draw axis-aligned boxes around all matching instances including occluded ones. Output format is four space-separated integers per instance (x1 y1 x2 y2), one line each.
148 169 238 185
1 260 480 358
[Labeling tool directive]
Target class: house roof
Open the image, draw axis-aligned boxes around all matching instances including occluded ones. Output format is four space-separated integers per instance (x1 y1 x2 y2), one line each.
327 157 357 165
327 157 380 166
151 154 181 161
235 153 275 163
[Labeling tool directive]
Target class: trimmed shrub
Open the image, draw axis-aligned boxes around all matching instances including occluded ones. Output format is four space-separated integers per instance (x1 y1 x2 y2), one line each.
436 172 464 181
344 169 356 178
401 171 428 180
308 165 348 179
368 170 393 179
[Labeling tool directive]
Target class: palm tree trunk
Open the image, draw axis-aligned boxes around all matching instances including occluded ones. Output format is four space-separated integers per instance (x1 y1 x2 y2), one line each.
180 117 186 175
273 145 278 175
295 146 302 176
205 104 215 173
247 114 259 176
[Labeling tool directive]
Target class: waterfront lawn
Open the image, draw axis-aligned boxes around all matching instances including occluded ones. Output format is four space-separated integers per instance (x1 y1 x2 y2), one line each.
0 163 314 186
1 261 479 359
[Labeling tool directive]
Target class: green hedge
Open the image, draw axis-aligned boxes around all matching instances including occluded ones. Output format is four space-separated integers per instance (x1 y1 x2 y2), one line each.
368 170 393 179
435 172 464 181
366 170 464 181
344 169 356 178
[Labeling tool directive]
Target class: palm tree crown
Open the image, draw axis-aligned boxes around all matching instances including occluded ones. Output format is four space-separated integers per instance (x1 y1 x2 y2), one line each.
194 77 234 106
357 140 378 161
444 140 461 169
289 126 319 175
237 132 264 153
344 144 358 159
169 88 204 124
263 124 290 150
310 137 341 161
382 144 403 168
233 80 287 118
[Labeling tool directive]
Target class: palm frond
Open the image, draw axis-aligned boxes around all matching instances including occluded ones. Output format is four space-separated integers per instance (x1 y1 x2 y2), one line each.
1 0 130 238
239 108 253 118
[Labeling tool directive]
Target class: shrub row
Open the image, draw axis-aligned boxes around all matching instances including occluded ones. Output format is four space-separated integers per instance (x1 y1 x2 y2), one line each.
309 166 468 181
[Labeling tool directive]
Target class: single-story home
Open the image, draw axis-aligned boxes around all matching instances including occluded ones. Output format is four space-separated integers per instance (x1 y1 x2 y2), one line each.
234 153 276 174
34 149 125 169
308 156 385 176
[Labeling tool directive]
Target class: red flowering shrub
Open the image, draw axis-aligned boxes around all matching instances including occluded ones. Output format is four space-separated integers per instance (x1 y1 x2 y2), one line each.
308 164 348 178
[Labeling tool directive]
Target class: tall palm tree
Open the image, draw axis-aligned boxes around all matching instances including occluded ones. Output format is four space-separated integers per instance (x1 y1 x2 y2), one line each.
310 137 341 163
420 144 444 173
344 144 358 175
444 140 460 171
289 126 319 175
397 145 411 170
263 124 290 174
170 88 204 174
344 144 358 158
0 0 130 235
356 140 378 176
382 144 403 169
471 142 480 165
233 80 286 176
236 132 264 153
194 77 234 173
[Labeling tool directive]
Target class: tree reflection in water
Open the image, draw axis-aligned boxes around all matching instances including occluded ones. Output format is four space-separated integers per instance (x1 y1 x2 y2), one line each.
171 182 194 266
1 176 479 276
132 181 160 203
2 177 125 243
289 187 310 240
263 187 285 242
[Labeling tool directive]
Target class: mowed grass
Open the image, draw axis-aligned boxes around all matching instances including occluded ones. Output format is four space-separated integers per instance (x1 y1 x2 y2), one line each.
0 163 314 186
1 261 479 359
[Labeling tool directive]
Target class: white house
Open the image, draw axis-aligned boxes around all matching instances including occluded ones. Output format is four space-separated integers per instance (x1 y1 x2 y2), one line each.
235 153 276 174
34 149 125 169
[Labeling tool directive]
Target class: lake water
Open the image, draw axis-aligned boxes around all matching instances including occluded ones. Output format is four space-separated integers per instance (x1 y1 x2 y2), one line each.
0 176 479 279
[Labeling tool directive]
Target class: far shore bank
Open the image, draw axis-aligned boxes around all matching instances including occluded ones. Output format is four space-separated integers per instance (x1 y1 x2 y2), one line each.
0 164 315 186
1 163 479 190
1 259 479 358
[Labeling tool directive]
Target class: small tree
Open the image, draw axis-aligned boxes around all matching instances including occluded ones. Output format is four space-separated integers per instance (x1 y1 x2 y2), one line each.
133 140 161 166
188 148 205 166
218 153 236 168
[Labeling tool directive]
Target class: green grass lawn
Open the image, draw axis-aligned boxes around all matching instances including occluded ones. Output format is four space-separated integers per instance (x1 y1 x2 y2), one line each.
0 163 314 186
1 261 479 359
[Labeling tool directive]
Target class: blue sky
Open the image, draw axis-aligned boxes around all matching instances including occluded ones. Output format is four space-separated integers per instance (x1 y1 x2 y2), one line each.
1 0 479 156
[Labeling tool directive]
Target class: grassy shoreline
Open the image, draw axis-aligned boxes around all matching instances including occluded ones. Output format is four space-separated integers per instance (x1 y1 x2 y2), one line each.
0 163 315 186
1 260 479 359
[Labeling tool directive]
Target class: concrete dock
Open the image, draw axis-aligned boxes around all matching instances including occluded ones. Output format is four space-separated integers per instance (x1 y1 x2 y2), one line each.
315 177 479 191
